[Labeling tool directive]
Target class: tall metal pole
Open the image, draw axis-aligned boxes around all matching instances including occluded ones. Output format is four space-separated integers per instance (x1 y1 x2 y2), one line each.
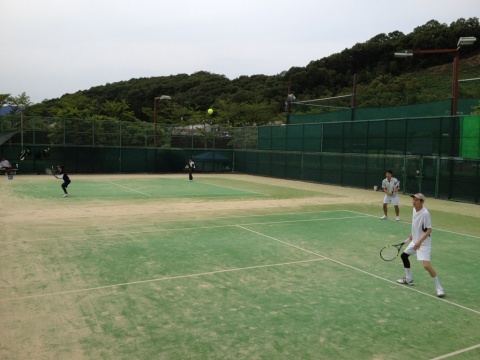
449 50 460 200
20 110 23 148
394 37 476 200
452 50 460 116
19 104 25 149
153 95 171 148
153 98 158 147
350 74 358 109
350 74 358 121
396 40 475 116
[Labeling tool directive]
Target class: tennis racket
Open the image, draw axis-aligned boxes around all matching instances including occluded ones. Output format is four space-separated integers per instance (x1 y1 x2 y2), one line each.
380 241 406 261
45 167 56 177
393 180 400 194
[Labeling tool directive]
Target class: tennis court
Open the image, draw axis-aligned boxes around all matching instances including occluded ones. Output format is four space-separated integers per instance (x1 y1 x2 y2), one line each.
1 174 479 359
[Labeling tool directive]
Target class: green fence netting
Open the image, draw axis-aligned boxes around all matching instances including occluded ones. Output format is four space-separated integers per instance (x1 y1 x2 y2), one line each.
258 116 480 158
289 98 480 124
2 109 479 204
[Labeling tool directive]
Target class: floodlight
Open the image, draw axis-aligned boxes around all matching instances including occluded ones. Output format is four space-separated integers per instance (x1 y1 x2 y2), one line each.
394 36 476 116
457 36 477 47
153 95 171 147
394 51 413 58
286 94 296 102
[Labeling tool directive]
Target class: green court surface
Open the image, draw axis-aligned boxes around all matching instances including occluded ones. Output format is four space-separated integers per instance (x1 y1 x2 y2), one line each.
10 176 335 201
1 174 479 360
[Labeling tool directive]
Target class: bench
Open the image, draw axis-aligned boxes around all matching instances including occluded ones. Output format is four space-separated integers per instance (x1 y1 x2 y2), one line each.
0 163 19 176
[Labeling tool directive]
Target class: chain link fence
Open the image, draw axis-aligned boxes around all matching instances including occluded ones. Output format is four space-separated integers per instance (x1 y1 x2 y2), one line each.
1 114 479 203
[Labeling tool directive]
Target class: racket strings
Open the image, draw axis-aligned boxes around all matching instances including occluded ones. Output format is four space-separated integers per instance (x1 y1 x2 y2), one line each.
380 246 399 261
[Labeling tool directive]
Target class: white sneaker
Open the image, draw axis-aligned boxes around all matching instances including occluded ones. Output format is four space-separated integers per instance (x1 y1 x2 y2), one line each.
63 194 68 197
436 287 445 298
397 278 414 286
380 215 388 220
396 216 400 221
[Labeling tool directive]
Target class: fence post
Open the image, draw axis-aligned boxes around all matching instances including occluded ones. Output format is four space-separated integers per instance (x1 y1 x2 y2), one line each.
435 157 440 199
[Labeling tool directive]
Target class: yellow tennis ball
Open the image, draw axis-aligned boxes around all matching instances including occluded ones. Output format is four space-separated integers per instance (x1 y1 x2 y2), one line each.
208 108 213 115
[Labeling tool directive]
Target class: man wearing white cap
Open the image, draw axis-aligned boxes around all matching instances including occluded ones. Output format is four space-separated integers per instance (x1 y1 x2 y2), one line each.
396 193 445 297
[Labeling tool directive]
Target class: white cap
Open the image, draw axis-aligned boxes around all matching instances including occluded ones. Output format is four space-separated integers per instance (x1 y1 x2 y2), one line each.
410 193 425 201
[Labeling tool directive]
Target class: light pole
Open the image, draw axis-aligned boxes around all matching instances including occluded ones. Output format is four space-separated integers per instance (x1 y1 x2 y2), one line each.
18 104 25 149
285 93 296 123
395 37 476 199
285 93 296 113
394 36 477 115
153 95 171 147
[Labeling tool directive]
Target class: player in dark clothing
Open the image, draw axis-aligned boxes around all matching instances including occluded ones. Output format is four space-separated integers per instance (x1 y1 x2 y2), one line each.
188 157 195 181
55 165 71 197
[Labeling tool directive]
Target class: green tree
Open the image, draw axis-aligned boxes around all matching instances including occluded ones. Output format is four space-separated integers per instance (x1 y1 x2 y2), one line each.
4 92 32 113
99 99 139 122
0 94 11 108
50 93 96 118
24 16 480 127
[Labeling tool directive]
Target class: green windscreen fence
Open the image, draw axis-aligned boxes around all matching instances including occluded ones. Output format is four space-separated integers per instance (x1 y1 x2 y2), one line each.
2 109 479 204
233 151 480 204
460 116 480 158
0 146 173 174
289 99 480 124
259 116 470 157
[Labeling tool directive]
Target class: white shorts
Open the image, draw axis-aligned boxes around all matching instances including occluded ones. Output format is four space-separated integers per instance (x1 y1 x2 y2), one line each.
383 195 400 206
404 240 431 261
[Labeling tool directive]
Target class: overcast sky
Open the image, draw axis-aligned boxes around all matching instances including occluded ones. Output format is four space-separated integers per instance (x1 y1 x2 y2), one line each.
1 0 478 104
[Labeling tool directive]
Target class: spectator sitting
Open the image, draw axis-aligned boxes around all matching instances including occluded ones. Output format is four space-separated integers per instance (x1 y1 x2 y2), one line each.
0 157 13 174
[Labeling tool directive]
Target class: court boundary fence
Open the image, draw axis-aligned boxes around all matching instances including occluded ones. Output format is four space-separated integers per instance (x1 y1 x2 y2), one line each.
1 115 479 204
233 150 479 204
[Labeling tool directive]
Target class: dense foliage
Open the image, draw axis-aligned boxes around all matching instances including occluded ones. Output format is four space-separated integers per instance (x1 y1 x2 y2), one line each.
3 18 480 125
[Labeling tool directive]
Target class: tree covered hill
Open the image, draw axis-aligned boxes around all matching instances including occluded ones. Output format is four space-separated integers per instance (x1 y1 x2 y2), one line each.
24 17 480 125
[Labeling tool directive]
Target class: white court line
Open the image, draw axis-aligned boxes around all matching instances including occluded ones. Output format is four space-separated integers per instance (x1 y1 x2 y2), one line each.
199 181 270 196
3 209 350 230
237 225 480 316
4 211 479 316
5 214 370 244
0 209 355 233
105 181 151 196
2 258 325 302
345 210 480 240
430 344 480 360
105 180 269 198
229 214 369 227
